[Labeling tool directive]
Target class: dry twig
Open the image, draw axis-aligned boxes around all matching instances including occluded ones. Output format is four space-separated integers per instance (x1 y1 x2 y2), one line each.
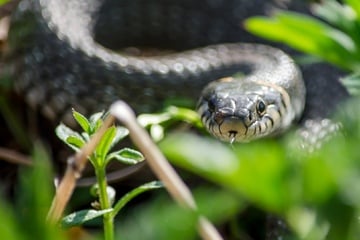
110 101 223 240
0 147 32 166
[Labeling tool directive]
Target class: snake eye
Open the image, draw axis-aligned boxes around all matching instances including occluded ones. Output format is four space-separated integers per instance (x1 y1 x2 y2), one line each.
256 99 266 116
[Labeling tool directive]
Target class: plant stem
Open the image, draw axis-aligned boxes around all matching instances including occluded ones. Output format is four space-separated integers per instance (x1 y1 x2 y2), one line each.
96 166 114 240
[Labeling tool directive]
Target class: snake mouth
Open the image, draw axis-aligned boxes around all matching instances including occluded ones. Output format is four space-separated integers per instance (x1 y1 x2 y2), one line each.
197 94 256 142
217 116 250 142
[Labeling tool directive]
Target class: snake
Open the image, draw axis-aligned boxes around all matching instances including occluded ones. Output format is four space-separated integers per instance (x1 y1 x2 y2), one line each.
5 0 346 144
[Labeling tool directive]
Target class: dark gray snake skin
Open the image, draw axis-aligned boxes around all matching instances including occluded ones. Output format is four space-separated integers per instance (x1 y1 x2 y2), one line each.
5 0 348 143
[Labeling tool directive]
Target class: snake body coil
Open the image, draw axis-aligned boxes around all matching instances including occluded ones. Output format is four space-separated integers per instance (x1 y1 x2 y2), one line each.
7 0 306 142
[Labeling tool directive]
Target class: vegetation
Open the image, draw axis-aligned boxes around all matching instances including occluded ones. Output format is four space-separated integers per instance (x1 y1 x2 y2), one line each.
158 98 360 239
245 0 360 95
1 0 360 239
56 110 163 240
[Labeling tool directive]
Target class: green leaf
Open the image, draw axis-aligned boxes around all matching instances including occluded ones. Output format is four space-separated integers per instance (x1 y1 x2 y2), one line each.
274 11 355 52
61 209 113 228
245 13 324 51
166 106 202 128
93 126 130 161
72 109 90 133
149 124 165 142
137 106 203 142
118 188 242 240
345 0 360 18
16 143 65 240
194 188 245 224
89 111 105 133
313 1 354 30
66 135 85 150
89 111 104 123
159 133 240 183
112 181 163 217
110 126 129 148
81 132 91 142
137 112 172 127
119 196 197 240
341 72 360 96
107 147 144 165
95 126 117 164
90 185 116 207
137 106 202 129
245 11 358 70
313 0 360 50
0 200 24 240
160 133 291 213
55 123 84 151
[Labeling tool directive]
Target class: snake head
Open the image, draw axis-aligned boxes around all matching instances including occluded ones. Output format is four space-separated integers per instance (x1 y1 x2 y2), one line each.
197 78 291 143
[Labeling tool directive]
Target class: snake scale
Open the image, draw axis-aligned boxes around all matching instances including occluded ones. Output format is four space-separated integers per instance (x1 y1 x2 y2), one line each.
5 0 348 143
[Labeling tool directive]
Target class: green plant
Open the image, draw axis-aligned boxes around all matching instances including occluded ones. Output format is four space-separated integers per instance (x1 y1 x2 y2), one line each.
3 1 360 239
245 0 360 95
2 98 359 239
137 105 203 141
117 188 243 240
157 97 360 239
56 110 162 240
0 144 65 240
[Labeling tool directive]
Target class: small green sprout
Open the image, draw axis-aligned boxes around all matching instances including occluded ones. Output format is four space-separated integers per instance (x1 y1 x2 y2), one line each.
56 110 162 240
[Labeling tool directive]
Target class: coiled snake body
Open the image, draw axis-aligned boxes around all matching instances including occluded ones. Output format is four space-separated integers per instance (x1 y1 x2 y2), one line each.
6 0 331 143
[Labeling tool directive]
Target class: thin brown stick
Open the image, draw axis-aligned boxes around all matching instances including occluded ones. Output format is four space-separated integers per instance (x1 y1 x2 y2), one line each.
110 101 223 240
0 147 32 166
47 115 115 223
